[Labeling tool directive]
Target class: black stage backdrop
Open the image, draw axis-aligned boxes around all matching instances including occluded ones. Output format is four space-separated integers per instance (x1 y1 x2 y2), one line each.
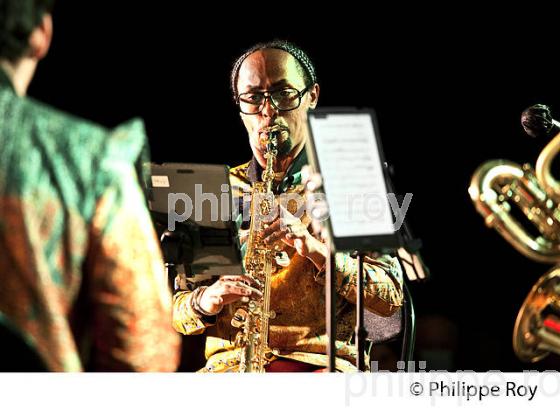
27 1 560 371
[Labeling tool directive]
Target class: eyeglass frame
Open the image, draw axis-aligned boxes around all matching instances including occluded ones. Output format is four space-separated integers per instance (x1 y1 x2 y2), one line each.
236 86 310 115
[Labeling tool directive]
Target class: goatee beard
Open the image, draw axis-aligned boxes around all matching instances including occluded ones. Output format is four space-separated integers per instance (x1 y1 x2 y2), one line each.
276 138 293 157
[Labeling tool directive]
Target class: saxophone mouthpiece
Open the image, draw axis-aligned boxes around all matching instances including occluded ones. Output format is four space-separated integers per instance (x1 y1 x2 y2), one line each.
260 126 283 152
260 125 286 140
266 136 278 153
521 104 560 139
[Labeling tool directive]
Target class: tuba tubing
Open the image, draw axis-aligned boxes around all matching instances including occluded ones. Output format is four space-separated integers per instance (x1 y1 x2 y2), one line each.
536 131 560 205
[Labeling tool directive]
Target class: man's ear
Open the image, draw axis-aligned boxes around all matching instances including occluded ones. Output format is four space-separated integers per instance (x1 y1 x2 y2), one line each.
28 14 53 61
308 83 320 110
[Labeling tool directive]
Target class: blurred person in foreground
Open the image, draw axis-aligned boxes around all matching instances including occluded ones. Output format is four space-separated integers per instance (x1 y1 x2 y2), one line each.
0 0 180 371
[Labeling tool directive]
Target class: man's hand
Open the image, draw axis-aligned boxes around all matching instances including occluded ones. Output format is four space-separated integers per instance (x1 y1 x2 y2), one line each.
261 206 327 270
198 275 263 315
301 165 328 239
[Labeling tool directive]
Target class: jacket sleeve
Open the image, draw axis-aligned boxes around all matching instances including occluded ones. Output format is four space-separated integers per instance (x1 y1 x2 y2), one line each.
85 124 180 371
315 253 404 317
172 289 217 336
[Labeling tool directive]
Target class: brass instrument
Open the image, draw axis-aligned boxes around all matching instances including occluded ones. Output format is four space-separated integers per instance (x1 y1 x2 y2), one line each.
234 130 279 372
469 104 560 362
536 132 560 204
513 267 560 362
468 160 560 263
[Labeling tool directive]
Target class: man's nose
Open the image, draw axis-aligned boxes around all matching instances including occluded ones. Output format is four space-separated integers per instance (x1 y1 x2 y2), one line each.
261 96 278 119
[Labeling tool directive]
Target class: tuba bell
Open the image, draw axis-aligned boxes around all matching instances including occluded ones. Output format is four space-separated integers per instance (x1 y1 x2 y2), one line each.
470 104 560 362
513 267 560 363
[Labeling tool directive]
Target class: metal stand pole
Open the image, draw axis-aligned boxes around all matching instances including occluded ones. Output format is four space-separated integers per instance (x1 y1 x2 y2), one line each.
326 241 336 372
356 254 366 371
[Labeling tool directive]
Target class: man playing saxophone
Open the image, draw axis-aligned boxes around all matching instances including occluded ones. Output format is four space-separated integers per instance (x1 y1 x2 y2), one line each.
172 40 403 372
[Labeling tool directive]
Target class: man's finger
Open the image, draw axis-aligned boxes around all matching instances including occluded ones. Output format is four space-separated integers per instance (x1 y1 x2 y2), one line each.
261 218 282 237
219 275 257 286
223 282 263 299
237 283 263 299
263 227 290 244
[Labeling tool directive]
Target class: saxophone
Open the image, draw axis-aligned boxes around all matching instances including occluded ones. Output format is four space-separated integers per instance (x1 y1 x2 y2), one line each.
233 130 279 372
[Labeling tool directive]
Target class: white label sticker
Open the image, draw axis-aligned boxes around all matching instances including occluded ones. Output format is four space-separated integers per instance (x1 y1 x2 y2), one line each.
151 175 170 188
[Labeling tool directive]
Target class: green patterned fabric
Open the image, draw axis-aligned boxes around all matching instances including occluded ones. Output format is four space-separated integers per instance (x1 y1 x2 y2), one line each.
0 68 180 371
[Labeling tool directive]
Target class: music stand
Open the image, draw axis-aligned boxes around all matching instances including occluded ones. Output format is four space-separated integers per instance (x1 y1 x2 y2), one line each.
306 107 402 372
144 163 243 284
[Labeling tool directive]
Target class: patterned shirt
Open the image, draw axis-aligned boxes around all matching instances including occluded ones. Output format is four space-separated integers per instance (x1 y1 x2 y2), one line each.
0 69 180 371
173 150 403 372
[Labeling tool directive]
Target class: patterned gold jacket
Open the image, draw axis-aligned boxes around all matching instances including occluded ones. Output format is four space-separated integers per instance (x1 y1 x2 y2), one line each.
173 152 403 372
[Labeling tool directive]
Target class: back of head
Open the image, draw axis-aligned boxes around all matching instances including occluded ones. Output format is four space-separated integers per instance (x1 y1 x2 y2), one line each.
0 0 55 62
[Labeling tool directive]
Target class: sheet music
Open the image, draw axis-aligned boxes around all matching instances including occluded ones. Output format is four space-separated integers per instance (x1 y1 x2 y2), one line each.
308 113 394 237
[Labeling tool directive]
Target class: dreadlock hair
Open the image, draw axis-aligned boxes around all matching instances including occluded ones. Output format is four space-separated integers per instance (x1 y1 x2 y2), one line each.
0 0 56 61
230 40 317 100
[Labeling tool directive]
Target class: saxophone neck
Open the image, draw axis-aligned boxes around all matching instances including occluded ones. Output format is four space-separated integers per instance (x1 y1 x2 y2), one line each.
262 131 278 187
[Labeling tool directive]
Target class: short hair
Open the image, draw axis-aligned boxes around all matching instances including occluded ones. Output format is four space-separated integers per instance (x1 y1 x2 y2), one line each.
230 40 317 100
0 0 56 61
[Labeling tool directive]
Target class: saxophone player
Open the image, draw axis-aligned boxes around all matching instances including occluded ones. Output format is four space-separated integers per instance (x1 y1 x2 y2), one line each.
172 40 404 372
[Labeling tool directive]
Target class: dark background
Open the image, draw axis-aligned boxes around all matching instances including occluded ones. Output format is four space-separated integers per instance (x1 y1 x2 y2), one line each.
28 2 560 371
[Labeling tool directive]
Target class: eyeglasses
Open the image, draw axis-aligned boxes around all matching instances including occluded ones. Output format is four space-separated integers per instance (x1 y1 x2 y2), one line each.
237 87 309 115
